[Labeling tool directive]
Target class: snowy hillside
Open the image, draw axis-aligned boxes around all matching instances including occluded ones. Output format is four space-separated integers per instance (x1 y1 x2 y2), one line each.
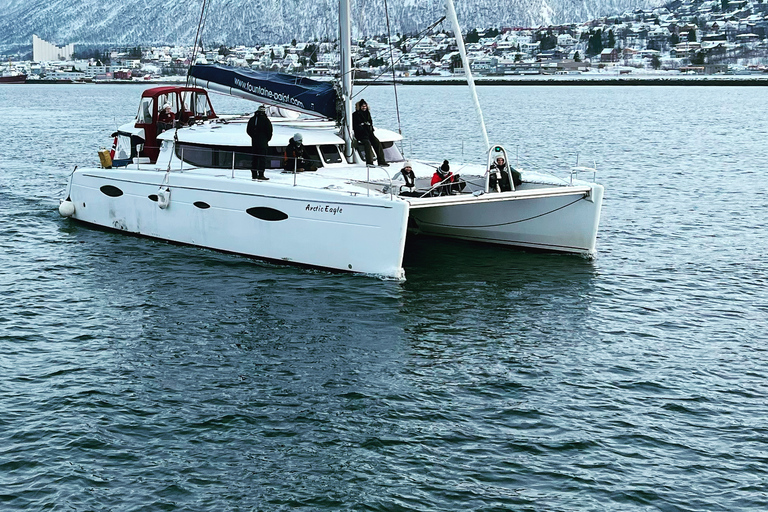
0 0 666 47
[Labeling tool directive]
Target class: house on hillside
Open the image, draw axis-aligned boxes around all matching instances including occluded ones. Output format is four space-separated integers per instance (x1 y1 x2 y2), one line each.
600 48 619 62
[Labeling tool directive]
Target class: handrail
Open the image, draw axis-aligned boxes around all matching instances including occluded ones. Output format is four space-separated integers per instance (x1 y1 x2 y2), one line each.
159 141 402 200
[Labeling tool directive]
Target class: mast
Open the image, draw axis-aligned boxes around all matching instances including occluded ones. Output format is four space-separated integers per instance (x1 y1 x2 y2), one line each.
339 0 355 160
445 0 490 151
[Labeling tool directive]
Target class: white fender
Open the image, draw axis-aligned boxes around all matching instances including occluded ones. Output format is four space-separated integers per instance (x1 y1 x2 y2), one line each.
58 200 75 217
157 187 171 209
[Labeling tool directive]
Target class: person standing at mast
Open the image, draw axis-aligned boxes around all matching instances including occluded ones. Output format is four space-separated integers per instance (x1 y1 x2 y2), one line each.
247 105 272 180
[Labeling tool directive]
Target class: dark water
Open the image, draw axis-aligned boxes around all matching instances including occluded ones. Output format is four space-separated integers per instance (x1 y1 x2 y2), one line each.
1 83 767 511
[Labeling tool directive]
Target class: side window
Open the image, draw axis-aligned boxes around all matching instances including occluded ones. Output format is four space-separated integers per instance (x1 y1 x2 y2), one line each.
381 141 403 163
320 144 343 164
194 94 210 117
304 146 323 168
176 144 284 170
137 98 153 124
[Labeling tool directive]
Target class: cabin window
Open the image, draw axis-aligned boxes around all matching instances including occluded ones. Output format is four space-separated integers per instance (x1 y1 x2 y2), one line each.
277 145 324 169
355 141 403 165
319 144 343 164
381 141 403 163
175 143 286 170
137 98 153 124
194 94 212 118
180 92 212 120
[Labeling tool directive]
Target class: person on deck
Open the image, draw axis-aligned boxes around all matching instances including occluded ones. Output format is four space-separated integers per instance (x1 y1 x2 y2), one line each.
400 162 416 193
431 160 465 196
352 99 388 167
157 103 175 133
488 155 522 192
283 133 317 172
247 105 273 180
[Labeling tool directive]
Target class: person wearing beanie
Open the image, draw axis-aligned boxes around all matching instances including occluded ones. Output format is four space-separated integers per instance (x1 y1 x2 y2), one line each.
157 102 175 133
399 161 417 195
431 160 466 195
431 160 456 195
283 132 316 172
247 105 273 180
352 99 388 167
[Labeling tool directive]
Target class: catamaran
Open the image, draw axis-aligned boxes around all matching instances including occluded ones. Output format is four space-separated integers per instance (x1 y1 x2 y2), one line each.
59 0 603 280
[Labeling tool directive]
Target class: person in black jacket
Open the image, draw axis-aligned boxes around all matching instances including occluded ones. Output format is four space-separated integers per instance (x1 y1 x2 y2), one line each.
488 155 522 192
282 133 317 172
247 105 273 180
352 99 387 166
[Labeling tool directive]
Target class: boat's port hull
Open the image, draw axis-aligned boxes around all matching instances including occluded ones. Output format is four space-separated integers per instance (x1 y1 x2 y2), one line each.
406 184 604 255
65 168 409 279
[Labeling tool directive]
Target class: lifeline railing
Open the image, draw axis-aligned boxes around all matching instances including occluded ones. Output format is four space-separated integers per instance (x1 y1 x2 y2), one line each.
151 143 399 199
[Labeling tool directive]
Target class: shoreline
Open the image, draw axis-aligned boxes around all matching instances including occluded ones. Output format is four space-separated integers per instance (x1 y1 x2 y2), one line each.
356 75 768 86
16 75 768 86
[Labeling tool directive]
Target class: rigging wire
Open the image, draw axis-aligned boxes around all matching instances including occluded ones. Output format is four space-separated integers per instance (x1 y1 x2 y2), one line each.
165 0 209 171
350 16 445 98
186 0 209 88
383 0 402 137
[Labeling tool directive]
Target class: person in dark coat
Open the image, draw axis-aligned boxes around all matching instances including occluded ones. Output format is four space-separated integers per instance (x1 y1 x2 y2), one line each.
352 99 387 167
282 133 317 172
247 105 273 180
488 155 522 192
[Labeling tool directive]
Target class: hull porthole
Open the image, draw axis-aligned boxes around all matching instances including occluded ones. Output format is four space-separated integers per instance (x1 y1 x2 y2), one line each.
148 194 158 202
246 207 288 221
194 201 211 209
100 185 123 197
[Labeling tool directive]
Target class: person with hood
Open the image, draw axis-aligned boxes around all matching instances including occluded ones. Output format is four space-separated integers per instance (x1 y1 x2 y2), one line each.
431 160 465 196
283 132 317 172
352 99 388 167
247 105 273 180
488 155 522 192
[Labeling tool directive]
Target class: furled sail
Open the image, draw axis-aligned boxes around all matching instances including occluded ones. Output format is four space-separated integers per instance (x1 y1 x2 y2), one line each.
189 64 338 119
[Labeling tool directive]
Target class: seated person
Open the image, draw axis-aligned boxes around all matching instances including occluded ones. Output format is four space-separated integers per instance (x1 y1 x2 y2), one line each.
352 99 388 167
157 103 175 132
282 133 317 172
430 160 465 196
398 162 418 196
488 155 522 192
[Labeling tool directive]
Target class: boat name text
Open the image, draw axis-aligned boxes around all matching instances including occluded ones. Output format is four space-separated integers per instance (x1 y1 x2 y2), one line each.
306 204 343 215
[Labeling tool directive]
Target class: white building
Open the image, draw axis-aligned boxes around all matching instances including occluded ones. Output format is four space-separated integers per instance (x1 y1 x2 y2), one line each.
33 35 74 62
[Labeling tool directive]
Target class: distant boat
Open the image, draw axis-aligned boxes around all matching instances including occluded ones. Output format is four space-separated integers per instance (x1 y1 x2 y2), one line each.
0 74 26 84
1 58 26 83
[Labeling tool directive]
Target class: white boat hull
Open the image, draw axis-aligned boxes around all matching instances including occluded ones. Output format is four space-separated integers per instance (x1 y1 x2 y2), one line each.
407 184 604 255
65 168 409 279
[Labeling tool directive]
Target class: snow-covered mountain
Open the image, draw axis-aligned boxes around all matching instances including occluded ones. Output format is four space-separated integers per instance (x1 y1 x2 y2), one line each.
0 0 666 48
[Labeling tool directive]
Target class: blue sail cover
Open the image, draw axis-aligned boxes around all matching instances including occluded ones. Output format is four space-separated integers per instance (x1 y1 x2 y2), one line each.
189 64 338 119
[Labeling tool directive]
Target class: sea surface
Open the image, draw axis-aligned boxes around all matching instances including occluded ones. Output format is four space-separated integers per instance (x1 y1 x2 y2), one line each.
1 83 767 511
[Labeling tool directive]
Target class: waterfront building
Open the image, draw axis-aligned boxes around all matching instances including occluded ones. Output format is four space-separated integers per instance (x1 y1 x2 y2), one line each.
33 34 74 62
